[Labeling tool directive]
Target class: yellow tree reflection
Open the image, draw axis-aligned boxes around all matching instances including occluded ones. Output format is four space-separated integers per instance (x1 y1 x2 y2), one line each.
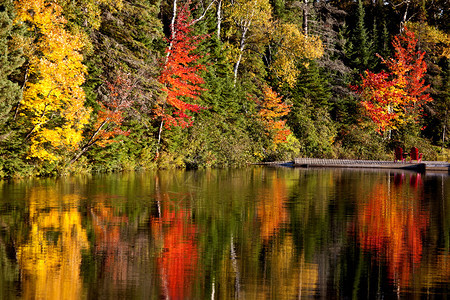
217 234 318 299
265 235 318 299
16 187 89 299
358 175 428 289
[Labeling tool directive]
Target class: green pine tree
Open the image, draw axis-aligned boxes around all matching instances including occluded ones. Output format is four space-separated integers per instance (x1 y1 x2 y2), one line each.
424 58 450 148
0 0 30 177
378 18 390 59
287 61 336 157
439 59 450 148
0 0 25 130
345 0 372 71
371 0 390 64
291 61 332 107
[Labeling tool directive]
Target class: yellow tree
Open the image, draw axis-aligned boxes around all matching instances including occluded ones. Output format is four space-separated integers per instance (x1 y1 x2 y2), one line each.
225 0 272 83
224 0 323 86
406 22 450 59
269 23 323 87
15 0 90 162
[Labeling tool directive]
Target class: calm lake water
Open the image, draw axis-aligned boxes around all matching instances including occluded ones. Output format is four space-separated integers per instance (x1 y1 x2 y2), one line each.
0 167 448 299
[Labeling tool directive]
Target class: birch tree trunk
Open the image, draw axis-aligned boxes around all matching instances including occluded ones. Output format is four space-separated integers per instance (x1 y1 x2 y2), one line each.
303 0 308 35
399 0 410 32
233 26 250 84
442 110 448 151
217 0 222 40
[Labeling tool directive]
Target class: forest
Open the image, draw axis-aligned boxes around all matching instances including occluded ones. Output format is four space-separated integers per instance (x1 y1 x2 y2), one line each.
0 0 449 177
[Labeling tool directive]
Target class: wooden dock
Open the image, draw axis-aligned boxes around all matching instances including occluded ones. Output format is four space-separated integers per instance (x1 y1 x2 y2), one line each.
292 158 450 173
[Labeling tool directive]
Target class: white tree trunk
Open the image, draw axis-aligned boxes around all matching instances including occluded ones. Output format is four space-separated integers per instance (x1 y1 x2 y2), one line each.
217 0 222 40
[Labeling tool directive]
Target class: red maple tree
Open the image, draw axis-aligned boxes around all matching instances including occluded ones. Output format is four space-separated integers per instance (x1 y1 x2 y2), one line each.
353 27 432 133
156 1 207 129
92 73 134 146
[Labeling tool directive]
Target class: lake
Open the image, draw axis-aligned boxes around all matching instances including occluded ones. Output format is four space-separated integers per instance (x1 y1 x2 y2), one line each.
0 167 448 299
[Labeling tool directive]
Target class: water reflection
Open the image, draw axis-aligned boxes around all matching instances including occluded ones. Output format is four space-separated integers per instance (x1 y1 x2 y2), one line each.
0 168 448 298
358 173 428 291
17 187 89 299
257 173 289 242
91 199 129 284
151 177 198 299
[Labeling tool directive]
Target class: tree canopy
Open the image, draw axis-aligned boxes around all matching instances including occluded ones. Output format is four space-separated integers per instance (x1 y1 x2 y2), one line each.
0 0 449 177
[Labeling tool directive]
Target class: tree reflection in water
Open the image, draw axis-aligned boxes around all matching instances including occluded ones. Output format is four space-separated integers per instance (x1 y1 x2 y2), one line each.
257 174 289 242
1 169 447 298
358 172 428 291
91 199 129 283
252 173 318 299
151 175 198 300
16 187 89 299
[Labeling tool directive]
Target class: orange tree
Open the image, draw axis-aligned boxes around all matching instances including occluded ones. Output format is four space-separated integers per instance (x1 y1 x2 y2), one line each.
255 85 291 150
353 27 432 134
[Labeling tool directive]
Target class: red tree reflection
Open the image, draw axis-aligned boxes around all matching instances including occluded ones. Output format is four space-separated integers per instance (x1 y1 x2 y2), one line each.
358 174 428 289
151 192 198 299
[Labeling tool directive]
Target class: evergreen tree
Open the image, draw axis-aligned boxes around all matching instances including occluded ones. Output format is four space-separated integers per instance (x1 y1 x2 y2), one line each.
423 58 450 147
291 61 331 108
378 18 390 59
0 0 29 177
438 59 450 148
371 0 390 63
287 62 336 157
345 0 373 71
270 0 286 19
0 0 25 130
87 0 163 103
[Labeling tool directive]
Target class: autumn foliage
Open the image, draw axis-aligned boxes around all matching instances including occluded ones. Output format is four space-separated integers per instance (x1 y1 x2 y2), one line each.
156 2 207 128
256 86 291 148
91 72 132 147
270 23 324 87
353 28 432 133
15 0 90 162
